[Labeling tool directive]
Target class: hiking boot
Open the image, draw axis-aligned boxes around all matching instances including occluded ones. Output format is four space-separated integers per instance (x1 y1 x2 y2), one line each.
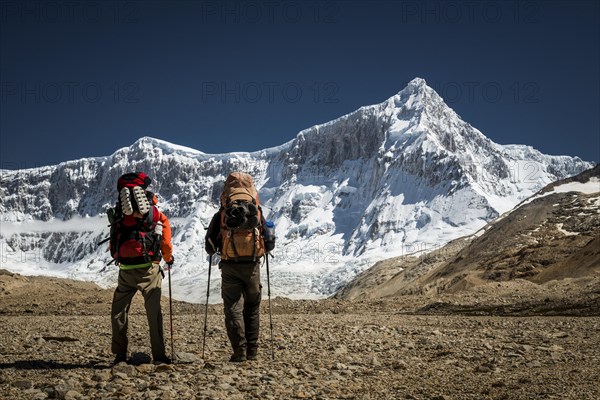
153 356 172 365
113 354 128 364
247 347 258 361
229 348 246 362
132 185 151 214
229 353 247 362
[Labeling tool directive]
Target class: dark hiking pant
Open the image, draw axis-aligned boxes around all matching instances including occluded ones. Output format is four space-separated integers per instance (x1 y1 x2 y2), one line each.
111 264 167 361
220 260 262 355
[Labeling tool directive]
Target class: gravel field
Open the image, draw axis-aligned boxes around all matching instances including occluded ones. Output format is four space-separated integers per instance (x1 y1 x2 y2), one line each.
1 295 599 400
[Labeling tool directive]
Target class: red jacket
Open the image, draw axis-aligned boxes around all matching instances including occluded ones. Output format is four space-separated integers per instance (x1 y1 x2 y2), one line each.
157 210 173 263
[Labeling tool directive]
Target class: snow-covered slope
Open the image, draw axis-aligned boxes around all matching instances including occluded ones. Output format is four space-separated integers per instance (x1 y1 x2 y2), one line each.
0 78 592 302
335 165 600 301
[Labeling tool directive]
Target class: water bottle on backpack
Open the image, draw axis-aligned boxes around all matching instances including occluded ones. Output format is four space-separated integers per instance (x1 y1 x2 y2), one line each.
263 220 276 252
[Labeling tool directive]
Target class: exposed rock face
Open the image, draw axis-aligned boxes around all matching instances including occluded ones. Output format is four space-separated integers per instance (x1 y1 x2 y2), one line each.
0 78 592 301
336 165 600 301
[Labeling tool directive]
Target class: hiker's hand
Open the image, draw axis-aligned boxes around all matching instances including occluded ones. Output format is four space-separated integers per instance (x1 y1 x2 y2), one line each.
166 257 174 269
206 238 217 255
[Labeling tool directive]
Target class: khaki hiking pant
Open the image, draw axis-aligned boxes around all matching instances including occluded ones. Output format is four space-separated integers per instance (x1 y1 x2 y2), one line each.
111 264 166 361
221 260 262 355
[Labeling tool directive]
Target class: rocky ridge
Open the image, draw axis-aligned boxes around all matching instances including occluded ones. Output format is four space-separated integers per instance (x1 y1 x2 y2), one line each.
335 166 600 315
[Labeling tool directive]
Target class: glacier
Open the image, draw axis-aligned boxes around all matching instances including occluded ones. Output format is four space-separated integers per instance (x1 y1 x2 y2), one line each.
0 78 592 302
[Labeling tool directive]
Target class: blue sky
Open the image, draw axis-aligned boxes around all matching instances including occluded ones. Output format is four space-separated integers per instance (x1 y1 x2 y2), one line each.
1 0 599 169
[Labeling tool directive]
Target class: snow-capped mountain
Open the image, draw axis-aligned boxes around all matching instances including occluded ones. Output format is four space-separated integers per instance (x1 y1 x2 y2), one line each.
0 78 592 302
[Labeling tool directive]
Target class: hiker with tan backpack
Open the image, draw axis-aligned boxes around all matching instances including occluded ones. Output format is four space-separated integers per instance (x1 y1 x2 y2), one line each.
204 172 276 362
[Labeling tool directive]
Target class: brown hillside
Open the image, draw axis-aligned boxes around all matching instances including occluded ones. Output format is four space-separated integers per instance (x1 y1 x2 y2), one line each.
335 166 600 307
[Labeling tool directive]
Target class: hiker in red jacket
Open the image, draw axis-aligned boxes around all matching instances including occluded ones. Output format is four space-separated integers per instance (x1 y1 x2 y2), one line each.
108 172 174 365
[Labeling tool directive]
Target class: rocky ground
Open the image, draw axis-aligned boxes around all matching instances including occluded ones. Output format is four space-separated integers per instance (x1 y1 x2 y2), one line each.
1 271 600 399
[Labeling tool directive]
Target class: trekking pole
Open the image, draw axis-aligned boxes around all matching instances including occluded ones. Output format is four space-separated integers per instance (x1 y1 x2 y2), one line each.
265 253 275 361
202 254 213 359
168 264 175 362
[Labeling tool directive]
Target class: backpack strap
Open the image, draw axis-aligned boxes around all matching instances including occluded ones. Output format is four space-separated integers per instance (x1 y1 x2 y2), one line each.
142 206 158 228
252 228 257 262
228 229 239 262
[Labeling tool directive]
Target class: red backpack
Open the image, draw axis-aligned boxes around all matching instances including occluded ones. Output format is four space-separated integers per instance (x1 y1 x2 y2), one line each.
109 172 163 265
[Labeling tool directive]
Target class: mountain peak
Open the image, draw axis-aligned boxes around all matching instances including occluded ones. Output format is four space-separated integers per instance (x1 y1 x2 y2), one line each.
129 136 204 155
406 77 428 90
374 77 460 142
395 77 442 103
132 136 172 148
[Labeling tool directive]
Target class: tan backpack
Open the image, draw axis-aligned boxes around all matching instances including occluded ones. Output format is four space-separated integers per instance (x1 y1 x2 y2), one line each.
219 172 265 261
